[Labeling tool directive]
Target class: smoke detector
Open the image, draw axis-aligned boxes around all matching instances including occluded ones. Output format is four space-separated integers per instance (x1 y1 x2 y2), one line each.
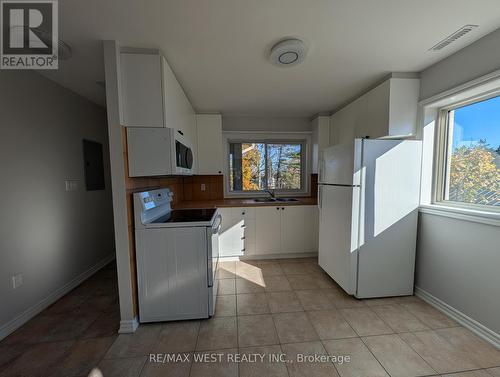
269 38 307 67
429 25 478 51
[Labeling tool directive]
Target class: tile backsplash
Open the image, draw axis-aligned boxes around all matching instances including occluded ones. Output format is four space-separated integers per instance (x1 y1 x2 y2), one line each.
183 175 224 201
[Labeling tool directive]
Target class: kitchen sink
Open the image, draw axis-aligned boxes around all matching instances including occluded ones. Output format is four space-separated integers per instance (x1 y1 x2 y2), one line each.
252 197 299 202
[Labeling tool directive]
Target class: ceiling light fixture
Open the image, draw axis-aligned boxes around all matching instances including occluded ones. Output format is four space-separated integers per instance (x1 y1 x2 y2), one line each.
269 38 307 67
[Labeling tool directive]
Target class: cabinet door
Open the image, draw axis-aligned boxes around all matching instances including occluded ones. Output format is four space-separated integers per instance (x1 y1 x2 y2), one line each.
196 114 223 175
219 209 244 257
304 205 319 252
330 104 356 146
126 127 172 177
312 116 331 173
162 57 196 138
255 207 282 255
120 53 164 127
280 206 306 254
161 56 197 171
360 80 390 139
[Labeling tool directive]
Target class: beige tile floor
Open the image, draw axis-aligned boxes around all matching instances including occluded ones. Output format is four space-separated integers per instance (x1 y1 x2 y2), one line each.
1 258 499 377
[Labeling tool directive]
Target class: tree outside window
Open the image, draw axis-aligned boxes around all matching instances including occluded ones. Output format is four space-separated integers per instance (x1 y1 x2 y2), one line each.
445 95 500 207
229 142 304 192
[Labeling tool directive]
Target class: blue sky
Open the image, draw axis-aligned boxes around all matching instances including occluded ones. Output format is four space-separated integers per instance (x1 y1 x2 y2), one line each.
453 95 500 150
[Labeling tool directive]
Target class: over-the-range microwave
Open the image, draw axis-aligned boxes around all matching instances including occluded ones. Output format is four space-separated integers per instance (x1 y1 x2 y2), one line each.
126 127 194 176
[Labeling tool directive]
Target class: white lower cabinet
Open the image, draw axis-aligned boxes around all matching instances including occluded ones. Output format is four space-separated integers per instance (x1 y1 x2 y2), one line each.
256 207 282 254
220 205 318 257
305 205 320 252
219 208 256 257
280 206 305 254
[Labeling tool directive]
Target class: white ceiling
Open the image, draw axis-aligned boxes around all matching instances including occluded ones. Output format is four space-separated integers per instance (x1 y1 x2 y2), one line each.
40 0 500 117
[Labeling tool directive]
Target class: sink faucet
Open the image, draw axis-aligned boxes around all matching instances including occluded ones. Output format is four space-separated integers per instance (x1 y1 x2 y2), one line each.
265 189 276 199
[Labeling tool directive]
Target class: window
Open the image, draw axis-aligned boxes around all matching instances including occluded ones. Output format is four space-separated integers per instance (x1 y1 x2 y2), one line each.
228 141 305 192
440 95 500 207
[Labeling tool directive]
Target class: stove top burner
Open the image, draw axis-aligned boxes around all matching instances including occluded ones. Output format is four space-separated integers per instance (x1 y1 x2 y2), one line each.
151 208 217 224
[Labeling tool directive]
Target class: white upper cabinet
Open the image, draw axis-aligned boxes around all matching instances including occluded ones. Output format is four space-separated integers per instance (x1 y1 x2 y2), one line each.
330 100 358 146
120 50 198 173
331 77 420 144
120 53 164 127
311 116 330 174
196 114 223 175
161 57 196 147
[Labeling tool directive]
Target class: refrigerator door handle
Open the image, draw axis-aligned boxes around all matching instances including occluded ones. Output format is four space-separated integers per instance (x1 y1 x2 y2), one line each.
318 155 325 183
318 157 322 182
318 185 322 211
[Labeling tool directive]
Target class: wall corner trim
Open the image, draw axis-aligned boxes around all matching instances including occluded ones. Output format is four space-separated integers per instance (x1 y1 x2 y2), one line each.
119 317 139 333
0 253 116 342
415 286 500 349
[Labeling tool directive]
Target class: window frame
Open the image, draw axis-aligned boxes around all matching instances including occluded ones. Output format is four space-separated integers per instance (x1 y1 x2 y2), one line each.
433 90 500 213
223 132 311 198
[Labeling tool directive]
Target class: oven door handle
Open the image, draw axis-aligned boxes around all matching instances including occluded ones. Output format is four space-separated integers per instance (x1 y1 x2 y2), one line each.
212 214 222 234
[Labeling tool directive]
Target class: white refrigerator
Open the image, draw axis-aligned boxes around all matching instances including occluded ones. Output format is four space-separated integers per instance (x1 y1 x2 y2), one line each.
318 138 422 298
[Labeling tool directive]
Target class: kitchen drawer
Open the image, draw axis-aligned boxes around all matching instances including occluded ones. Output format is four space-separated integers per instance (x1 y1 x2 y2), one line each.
242 241 256 256
232 237 255 256
242 219 256 243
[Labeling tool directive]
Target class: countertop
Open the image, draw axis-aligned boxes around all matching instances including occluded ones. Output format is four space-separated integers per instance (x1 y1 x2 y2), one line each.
172 197 318 209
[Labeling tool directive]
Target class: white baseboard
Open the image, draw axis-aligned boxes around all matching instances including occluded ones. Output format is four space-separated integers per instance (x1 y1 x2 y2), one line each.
415 286 500 349
119 317 139 333
0 253 116 342
220 252 318 262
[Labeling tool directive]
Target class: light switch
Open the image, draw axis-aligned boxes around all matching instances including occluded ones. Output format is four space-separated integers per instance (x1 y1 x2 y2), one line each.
201 183 206 191
12 273 23 289
65 180 78 192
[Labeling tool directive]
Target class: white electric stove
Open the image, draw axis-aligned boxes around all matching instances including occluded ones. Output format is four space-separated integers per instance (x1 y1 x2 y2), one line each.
133 188 221 322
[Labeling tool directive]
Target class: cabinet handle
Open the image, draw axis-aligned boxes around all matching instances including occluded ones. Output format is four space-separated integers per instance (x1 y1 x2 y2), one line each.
276 207 280 210
241 224 246 228
177 130 184 136
241 248 245 252
281 207 285 210
242 212 245 215
241 236 245 240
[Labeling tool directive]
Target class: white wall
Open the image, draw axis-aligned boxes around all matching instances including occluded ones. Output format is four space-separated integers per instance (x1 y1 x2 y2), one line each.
420 27 500 99
416 214 500 334
0 71 115 337
223 115 311 132
416 28 500 335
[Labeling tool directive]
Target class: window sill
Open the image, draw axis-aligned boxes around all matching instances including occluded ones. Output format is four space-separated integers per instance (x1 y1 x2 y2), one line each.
419 204 500 227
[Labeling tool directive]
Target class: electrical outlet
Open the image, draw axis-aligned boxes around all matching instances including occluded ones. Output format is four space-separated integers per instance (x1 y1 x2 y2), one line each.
12 273 23 289
200 183 206 191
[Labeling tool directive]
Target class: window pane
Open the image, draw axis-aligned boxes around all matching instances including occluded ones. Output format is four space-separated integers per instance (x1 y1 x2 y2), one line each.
267 143 302 190
229 143 266 191
446 95 500 206
228 141 303 192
